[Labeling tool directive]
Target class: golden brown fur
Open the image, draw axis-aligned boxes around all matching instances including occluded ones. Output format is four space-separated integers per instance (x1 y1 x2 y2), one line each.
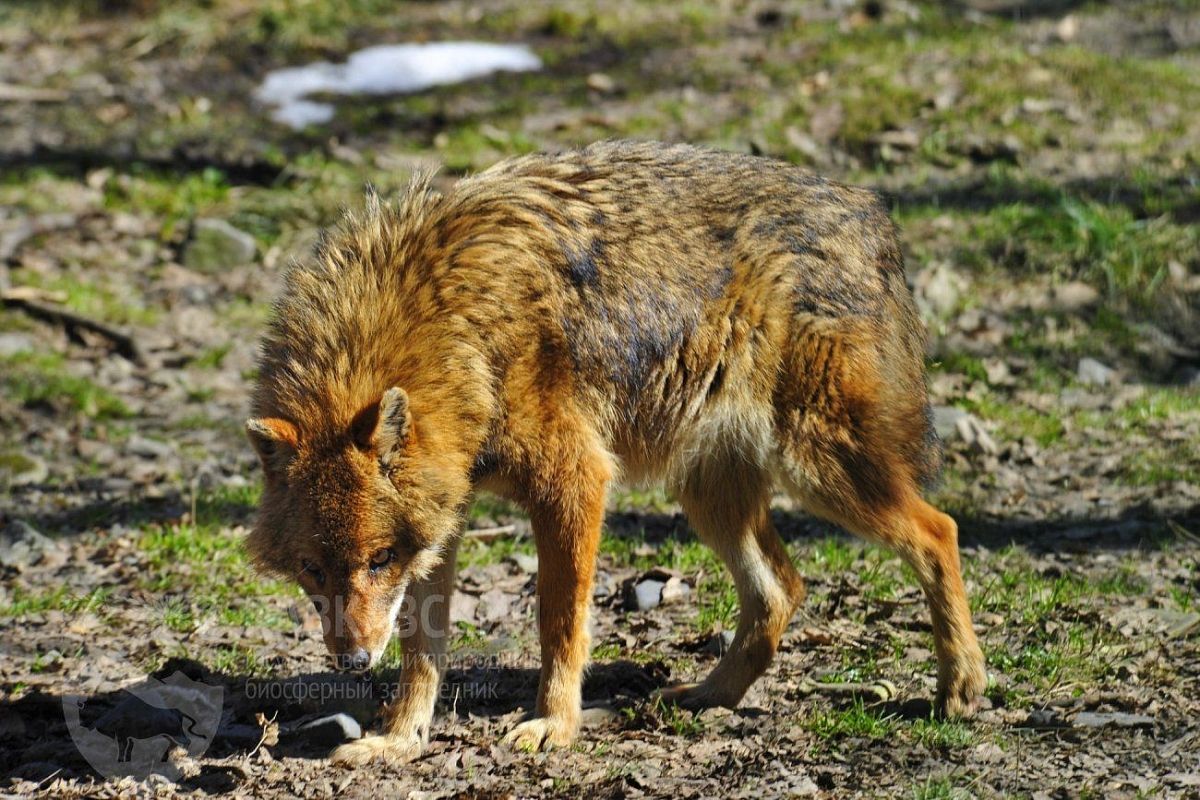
244 140 986 764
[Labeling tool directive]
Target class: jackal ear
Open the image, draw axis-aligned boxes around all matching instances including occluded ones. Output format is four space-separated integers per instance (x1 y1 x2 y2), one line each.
245 418 298 470
352 387 411 462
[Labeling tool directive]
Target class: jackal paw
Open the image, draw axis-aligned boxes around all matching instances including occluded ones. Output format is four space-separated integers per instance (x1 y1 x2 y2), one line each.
936 650 988 719
502 716 577 752
657 681 740 711
331 734 423 767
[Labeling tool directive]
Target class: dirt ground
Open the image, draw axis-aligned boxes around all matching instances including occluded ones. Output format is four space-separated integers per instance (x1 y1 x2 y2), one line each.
1 1 1198 798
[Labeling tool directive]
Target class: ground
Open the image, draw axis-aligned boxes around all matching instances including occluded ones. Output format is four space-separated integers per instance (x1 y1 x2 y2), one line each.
1 0 1199 797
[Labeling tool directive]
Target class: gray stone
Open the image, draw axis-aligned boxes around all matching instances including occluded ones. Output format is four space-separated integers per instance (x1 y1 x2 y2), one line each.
0 452 48 486
916 262 965 318
0 333 35 357
127 435 175 460
184 218 257 273
660 575 691 605
285 713 361 746
1050 281 1100 312
0 520 60 570
631 579 665 611
931 405 969 441
955 414 999 455
508 552 538 573
1077 357 1118 387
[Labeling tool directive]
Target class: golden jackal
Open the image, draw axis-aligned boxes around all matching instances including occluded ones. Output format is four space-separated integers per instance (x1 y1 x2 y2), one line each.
244 140 987 764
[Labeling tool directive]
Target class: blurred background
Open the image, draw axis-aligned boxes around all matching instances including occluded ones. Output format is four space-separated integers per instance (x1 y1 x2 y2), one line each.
1 1 1198 796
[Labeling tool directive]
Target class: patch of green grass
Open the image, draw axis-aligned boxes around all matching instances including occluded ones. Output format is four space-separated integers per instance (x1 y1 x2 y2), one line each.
12 273 159 327
910 716 975 749
807 697 896 740
930 353 988 383
695 577 738 632
451 621 489 653
972 550 1127 701
211 643 268 676
592 641 623 660
457 532 536 569
1119 448 1200 486
910 777 971 800
138 485 294 634
796 535 863 574
2 352 131 421
0 585 111 618
967 195 1194 304
102 166 231 240
609 486 675 513
627 696 706 738
192 344 232 369
955 392 1065 447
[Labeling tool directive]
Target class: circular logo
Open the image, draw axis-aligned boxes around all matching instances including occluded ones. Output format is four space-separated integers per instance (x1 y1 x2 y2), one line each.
62 670 224 781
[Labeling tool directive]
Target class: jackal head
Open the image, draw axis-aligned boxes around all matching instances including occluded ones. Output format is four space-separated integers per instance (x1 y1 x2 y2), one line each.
243 387 457 672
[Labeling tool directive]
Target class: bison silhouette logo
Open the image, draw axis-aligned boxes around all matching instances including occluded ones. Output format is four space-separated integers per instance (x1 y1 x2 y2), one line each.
63 670 223 781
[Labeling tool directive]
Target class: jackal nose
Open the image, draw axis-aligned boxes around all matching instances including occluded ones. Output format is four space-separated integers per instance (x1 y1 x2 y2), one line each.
346 647 371 672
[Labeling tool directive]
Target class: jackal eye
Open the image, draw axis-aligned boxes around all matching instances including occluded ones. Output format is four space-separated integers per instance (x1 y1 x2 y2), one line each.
369 548 394 573
300 559 325 587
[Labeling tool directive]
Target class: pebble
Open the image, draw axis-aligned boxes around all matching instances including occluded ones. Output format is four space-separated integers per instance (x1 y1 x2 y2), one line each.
0 520 62 570
631 579 666 611
1050 281 1100 312
0 452 48 486
1077 357 1118 387
0 333 35 357
931 405 968 441
127 434 175 460
184 218 257 273
283 713 362 746
955 414 999 455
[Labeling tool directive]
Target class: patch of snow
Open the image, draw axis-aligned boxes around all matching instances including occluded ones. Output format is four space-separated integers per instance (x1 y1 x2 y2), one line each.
255 42 542 129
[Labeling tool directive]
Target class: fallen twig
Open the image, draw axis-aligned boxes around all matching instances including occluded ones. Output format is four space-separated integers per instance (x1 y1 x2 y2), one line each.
0 83 68 103
1 291 145 363
464 524 518 541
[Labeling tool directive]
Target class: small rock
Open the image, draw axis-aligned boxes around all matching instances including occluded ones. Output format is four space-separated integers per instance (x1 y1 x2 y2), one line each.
1049 281 1100 312
184 218 257 273
791 775 820 797
586 72 617 94
0 520 62 571
955 414 998 455
508 552 538 573
0 452 48 486
449 592 479 625
1077 357 1118 387
1054 14 1079 42
478 587 512 623
931 405 968 440
580 706 620 729
872 129 920 150
284 713 362 746
631 579 666 611
660 576 691 605
784 126 824 162
1072 711 1153 730
127 434 175 460
915 262 965 318
0 332 35 357
592 570 616 600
